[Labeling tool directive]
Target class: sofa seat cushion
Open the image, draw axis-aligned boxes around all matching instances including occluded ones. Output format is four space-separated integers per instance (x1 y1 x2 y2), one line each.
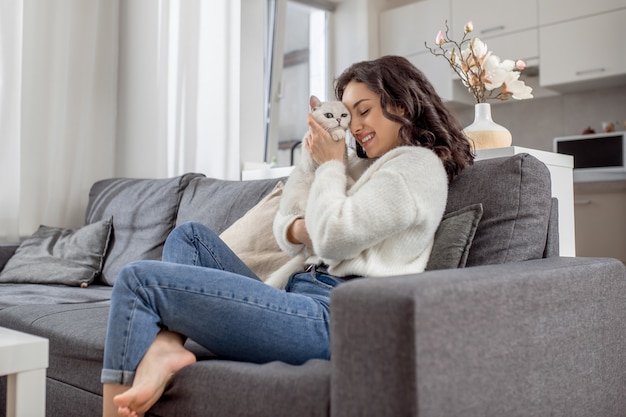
0 284 112 310
446 153 552 266
85 173 203 285
0 302 331 417
0 303 110 396
151 359 330 417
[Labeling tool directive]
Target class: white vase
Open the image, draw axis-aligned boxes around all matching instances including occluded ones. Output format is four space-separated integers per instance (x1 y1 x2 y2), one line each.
463 103 512 151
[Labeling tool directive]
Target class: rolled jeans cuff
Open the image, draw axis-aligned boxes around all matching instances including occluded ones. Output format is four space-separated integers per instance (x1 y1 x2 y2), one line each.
101 368 136 386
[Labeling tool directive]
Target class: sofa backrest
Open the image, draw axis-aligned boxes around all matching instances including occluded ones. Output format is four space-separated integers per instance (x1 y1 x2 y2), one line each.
85 173 203 285
83 153 555 286
175 177 282 234
446 153 554 267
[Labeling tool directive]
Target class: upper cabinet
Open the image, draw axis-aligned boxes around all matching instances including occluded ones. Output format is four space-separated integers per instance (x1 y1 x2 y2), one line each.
450 0 539 65
539 0 626 25
379 0 448 58
380 0 626 102
451 0 537 39
540 8 626 89
380 0 466 103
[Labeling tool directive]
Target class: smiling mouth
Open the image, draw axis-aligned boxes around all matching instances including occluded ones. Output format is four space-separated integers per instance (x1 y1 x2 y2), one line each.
360 133 374 145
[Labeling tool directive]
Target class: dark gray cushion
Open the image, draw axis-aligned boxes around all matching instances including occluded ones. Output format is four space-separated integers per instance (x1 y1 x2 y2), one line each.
446 154 552 266
0 218 112 287
150 359 330 417
426 204 483 271
176 177 285 234
85 173 202 285
0 303 110 396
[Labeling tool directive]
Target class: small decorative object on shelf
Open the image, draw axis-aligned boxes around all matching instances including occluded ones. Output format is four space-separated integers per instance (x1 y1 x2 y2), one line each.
425 20 533 150
602 121 615 133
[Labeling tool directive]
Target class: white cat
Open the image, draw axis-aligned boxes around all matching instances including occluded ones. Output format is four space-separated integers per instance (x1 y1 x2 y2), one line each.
265 95 351 289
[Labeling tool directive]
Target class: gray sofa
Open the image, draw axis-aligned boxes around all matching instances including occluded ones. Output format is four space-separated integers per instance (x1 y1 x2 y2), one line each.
1 153 625 417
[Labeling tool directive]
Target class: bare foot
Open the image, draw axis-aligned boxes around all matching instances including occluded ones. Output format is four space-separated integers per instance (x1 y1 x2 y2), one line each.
112 330 196 416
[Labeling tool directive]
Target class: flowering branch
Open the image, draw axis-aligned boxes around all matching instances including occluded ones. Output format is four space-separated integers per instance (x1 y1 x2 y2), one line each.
425 20 533 103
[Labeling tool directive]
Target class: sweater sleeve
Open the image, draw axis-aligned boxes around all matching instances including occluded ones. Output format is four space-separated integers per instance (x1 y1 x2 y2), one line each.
305 147 445 262
272 210 305 257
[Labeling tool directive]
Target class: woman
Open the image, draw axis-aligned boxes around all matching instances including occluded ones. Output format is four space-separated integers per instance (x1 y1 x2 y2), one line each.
101 55 473 417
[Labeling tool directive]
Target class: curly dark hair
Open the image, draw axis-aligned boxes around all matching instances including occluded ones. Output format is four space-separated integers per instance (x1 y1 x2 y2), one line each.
335 55 474 181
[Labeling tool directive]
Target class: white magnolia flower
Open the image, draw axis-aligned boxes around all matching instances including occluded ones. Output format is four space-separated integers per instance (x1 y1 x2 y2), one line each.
435 30 445 46
502 71 534 99
426 21 533 103
482 55 508 90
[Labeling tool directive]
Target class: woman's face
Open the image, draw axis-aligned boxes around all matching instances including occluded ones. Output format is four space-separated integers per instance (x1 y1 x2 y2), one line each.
341 81 402 158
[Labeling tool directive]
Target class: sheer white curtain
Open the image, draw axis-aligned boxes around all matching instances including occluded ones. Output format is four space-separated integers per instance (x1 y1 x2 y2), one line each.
0 0 119 242
1 0 246 242
156 0 241 180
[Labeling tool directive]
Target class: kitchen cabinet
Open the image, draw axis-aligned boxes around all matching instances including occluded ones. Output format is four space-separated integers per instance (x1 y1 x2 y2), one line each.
379 1 436 58
380 0 626 101
539 0 626 25
380 0 464 102
451 0 537 39
481 29 539 66
574 181 626 264
539 9 626 89
451 0 539 65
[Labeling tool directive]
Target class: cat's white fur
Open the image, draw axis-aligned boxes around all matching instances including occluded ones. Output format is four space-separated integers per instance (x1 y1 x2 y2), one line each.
265 95 351 289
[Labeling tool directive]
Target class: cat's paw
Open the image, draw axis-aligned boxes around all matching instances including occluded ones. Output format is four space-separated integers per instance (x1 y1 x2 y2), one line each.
331 130 346 142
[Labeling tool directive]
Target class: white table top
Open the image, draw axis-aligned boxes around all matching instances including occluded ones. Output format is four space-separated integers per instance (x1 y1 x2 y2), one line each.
0 327 48 375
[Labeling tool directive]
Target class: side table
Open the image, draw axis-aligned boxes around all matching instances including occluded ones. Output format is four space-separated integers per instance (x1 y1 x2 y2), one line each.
0 327 49 417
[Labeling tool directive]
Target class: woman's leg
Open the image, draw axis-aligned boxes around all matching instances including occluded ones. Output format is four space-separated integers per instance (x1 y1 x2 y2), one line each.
111 330 196 417
162 222 259 280
102 262 332 416
103 222 260 416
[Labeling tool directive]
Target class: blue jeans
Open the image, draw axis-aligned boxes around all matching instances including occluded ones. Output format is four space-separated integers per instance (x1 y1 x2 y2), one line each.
101 222 344 386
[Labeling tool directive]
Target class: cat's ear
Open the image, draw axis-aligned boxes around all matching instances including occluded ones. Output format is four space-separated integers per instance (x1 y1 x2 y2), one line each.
310 95 321 110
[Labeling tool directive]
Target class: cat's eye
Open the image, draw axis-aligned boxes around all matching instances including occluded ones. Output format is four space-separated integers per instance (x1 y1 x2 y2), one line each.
324 113 333 118
341 113 348 118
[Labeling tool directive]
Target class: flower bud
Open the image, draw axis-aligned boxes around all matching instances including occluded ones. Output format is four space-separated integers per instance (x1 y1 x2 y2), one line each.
435 30 445 46
464 21 474 33
515 60 526 70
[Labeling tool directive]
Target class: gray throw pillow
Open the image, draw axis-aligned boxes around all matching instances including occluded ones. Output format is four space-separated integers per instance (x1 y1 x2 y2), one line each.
0 217 113 287
426 204 483 271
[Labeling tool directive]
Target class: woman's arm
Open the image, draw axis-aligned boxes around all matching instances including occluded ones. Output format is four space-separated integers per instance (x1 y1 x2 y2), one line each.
287 218 312 247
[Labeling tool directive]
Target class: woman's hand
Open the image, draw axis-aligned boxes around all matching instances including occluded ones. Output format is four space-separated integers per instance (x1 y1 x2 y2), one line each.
287 218 312 248
304 114 345 165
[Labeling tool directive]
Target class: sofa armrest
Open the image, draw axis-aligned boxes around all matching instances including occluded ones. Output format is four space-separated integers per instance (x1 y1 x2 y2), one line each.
0 244 18 272
330 257 626 417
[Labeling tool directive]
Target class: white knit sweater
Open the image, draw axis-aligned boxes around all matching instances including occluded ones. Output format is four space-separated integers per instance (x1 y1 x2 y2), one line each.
273 146 448 278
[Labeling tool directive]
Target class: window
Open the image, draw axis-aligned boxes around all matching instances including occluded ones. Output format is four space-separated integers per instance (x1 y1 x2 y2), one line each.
265 0 334 166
